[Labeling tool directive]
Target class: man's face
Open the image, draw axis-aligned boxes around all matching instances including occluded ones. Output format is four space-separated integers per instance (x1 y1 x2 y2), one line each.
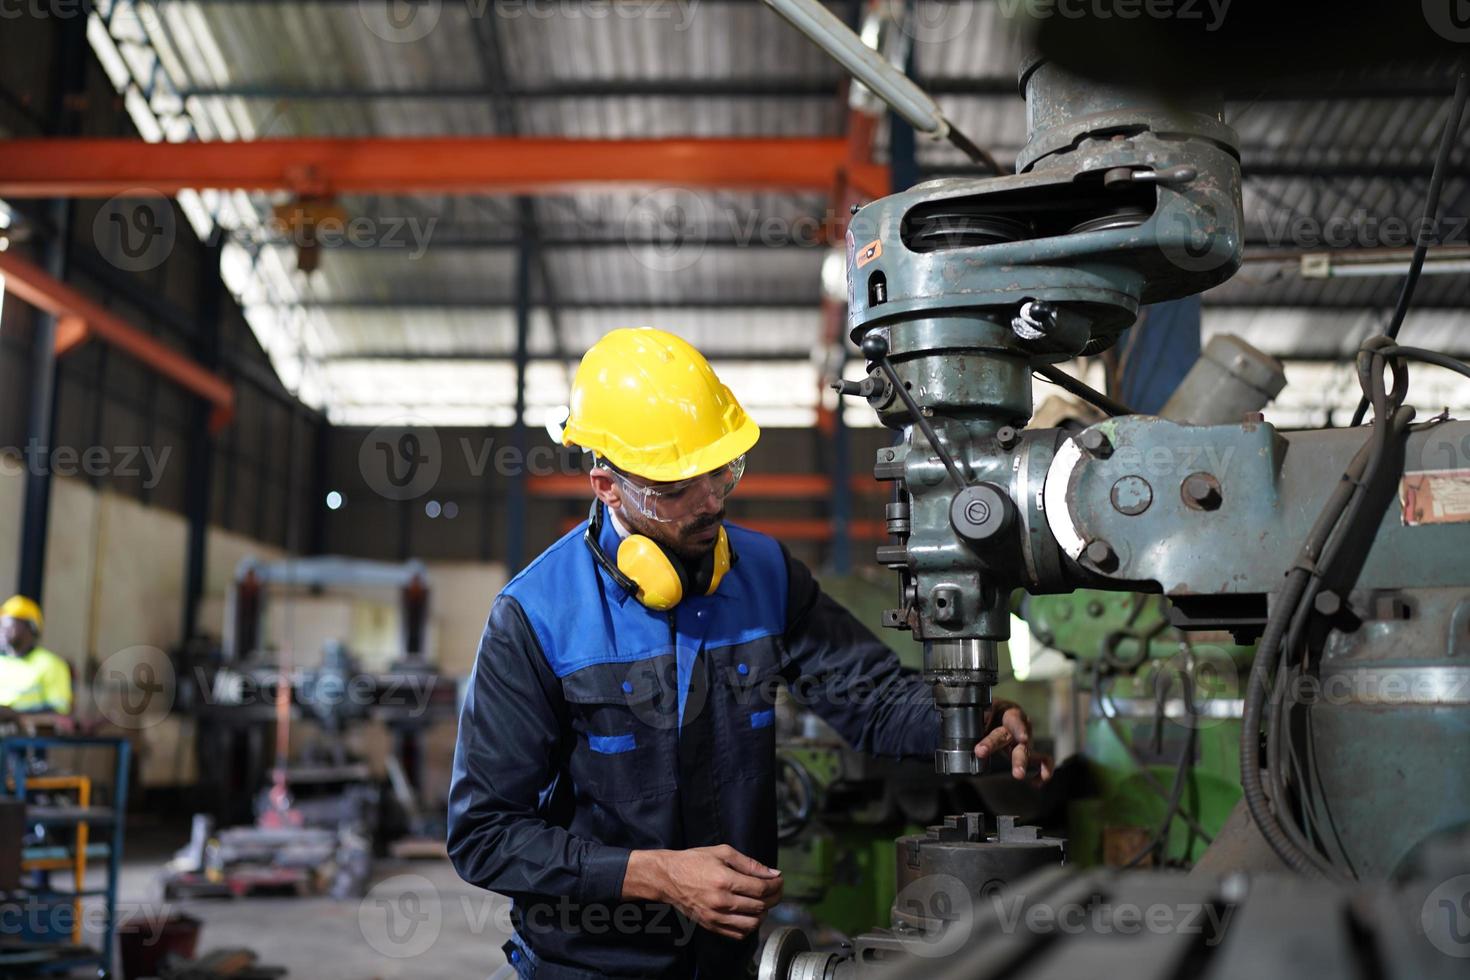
620 490 726 564
596 458 743 563
0 617 34 655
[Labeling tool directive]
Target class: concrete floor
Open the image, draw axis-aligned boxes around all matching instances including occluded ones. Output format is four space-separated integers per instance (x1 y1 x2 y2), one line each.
99 833 514 979
126 862 512 979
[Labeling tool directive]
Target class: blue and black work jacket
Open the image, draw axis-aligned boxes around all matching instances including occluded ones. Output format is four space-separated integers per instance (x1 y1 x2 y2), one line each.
448 505 941 978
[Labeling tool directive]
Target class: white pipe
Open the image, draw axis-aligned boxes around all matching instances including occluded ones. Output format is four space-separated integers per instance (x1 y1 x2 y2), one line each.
760 0 950 140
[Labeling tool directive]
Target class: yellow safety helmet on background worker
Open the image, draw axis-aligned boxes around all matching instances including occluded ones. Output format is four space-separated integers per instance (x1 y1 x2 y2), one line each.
0 595 42 634
561 327 760 482
563 328 759 610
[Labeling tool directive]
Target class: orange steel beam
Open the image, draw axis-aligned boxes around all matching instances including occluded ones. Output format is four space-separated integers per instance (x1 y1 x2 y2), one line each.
54 315 90 356
0 251 235 430
0 138 891 198
530 473 884 499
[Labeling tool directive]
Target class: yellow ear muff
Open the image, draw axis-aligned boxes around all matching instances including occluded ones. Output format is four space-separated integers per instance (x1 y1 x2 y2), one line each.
705 527 731 596
616 535 685 611
611 526 733 611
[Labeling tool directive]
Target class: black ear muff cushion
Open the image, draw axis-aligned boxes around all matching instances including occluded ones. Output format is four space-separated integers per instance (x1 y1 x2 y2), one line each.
670 547 694 597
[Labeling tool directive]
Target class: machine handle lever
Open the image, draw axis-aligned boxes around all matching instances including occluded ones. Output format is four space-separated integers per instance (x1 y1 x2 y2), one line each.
860 333 971 490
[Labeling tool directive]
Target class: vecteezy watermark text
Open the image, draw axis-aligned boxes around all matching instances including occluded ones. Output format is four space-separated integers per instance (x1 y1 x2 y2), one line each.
265 210 438 260
358 876 698 960
358 0 700 44
997 0 1232 31
0 442 172 489
359 419 587 502
988 891 1234 944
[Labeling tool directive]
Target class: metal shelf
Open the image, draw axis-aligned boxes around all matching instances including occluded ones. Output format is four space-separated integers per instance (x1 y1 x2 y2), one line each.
1 736 131 979
26 805 117 826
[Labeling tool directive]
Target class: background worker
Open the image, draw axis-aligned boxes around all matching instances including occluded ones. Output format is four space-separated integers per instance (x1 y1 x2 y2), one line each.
0 595 73 725
449 328 1047 979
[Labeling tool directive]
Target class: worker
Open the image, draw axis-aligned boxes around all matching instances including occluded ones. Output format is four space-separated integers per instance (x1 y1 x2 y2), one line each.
449 328 1050 980
0 595 73 720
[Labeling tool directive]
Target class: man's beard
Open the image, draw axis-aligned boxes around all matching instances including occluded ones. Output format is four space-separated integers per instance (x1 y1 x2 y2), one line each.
675 509 727 561
624 507 726 563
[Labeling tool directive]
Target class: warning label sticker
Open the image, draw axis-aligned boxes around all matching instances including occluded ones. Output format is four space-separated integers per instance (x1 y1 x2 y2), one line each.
1400 469 1470 526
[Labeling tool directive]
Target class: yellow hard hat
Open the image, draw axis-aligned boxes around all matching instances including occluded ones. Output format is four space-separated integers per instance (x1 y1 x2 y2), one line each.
0 595 42 633
562 328 760 482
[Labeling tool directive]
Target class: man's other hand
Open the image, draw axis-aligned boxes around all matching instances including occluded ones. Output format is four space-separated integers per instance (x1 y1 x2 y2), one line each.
974 700 1053 783
623 845 783 939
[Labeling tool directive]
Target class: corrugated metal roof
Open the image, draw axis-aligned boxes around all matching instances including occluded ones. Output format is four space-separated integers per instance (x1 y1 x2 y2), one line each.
85 0 1470 425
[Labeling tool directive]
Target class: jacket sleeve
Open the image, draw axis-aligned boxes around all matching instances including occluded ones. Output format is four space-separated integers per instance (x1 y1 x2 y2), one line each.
780 545 939 760
447 594 630 906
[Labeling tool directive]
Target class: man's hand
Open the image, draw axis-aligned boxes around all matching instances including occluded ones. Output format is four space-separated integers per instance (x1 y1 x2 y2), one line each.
622 845 783 939
974 700 1053 783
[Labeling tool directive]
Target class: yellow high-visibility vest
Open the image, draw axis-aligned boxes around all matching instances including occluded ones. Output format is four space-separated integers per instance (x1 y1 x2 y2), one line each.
0 647 72 713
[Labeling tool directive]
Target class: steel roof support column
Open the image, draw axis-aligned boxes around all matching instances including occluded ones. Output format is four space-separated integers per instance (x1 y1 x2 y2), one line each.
472 10 568 568
507 200 535 574
181 228 225 645
16 206 67 604
16 15 88 603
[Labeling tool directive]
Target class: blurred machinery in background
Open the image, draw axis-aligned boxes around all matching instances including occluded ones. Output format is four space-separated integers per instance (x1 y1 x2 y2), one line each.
167 557 457 898
773 711 935 940
1023 590 1250 870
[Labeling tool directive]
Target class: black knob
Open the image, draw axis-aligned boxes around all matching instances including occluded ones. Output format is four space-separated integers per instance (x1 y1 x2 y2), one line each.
861 333 889 362
950 484 1012 543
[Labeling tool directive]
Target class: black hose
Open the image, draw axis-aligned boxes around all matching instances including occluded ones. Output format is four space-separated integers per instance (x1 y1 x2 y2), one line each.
1380 345 1470 383
1241 334 1418 879
1034 364 1136 417
1349 68 1469 426
1093 665 1215 844
1121 670 1198 869
1240 567 1331 877
1381 68 1468 345
1239 426 1381 878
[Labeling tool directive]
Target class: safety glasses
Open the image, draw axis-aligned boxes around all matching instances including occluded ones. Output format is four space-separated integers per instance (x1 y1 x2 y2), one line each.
607 455 746 523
